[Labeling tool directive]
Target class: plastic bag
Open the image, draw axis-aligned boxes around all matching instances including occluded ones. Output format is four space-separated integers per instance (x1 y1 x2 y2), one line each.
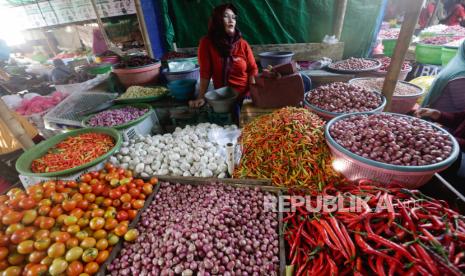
409 76 435 104
1 95 22 109
308 57 333 70
323 35 339 44
168 61 195 72
209 126 242 165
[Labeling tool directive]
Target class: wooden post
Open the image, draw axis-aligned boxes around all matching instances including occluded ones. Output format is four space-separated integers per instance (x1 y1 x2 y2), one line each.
333 0 348 40
134 0 154 58
90 0 111 48
0 99 35 150
382 0 423 111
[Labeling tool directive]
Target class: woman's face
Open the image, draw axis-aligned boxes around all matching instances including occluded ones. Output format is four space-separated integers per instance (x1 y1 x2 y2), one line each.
223 8 236 35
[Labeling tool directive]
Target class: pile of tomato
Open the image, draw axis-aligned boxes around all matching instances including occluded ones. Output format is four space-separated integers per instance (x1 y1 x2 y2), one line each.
0 163 156 276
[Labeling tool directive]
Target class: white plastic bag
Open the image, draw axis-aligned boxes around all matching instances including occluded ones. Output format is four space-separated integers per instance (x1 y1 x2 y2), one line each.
1 95 22 109
168 61 195 72
323 35 339 44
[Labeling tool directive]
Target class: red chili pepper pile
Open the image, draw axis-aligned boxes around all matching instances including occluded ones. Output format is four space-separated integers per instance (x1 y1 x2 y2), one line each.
31 133 115 173
285 180 465 275
234 107 343 190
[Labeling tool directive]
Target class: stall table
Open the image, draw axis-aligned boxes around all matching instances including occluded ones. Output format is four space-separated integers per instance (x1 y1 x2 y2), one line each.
240 100 279 127
301 69 355 87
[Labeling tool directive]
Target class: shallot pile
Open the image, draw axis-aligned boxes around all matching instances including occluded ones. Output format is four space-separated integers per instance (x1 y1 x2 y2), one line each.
419 36 459 45
329 113 454 166
87 106 148 127
111 123 233 177
306 82 382 113
376 57 411 72
108 182 280 276
329 58 379 71
350 78 422 96
378 29 400 39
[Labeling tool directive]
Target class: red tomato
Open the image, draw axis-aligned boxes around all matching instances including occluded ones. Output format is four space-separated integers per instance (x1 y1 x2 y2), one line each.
90 170 100 178
2 211 23 225
79 184 92 194
77 200 89 210
19 197 37 210
142 183 153 195
120 193 131 203
66 180 78 188
132 200 144 209
121 202 131 211
108 189 121 200
116 211 128 222
127 209 137 220
62 199 77 212
48 206 63 218
129 189 140 198
67 260 84 276
112 199 121 207
80 174 92 183
10 228 32 244
118 185 128 194
149 177 158 185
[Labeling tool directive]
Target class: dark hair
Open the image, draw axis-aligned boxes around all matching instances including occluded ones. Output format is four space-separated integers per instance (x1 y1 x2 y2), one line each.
207 3 241 57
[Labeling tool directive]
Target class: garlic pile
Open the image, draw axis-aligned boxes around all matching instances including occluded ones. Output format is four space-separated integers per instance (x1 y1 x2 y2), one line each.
110 123 237 178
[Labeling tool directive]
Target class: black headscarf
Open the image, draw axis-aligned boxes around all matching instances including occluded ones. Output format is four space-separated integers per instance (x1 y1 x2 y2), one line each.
207 3 242 84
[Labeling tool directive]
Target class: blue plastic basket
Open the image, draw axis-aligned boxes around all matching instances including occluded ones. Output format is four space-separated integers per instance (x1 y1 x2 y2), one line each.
167 79 197 101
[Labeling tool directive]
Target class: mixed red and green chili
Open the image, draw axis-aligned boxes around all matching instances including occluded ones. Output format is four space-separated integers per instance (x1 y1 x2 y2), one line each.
234 107 343 189
31 133 115 173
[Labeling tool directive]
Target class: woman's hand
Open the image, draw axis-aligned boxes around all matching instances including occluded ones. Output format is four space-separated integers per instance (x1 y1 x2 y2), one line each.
189 98 205 108
414 108 441 120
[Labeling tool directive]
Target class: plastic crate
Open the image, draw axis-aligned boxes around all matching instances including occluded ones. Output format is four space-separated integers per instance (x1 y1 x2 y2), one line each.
54 73 110 94
121 110 161 140
19 162 105 189
44 92 117 127
325 112 460 188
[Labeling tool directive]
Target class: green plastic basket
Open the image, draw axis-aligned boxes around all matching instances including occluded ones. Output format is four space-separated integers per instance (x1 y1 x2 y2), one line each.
441 46 458 66
16 128 122 177
382 39 397 57
81 103 153 130
85 63 113 75
415 43 443 65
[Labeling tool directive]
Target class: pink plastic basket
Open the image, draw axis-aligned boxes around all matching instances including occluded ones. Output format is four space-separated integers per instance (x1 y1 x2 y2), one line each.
370 66 412 81
113 62 161 88
349 78 424 114
325 112 460 189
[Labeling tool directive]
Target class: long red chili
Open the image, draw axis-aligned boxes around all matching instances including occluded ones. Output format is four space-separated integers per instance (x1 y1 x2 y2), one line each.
366 232 417 263
413 243 439 275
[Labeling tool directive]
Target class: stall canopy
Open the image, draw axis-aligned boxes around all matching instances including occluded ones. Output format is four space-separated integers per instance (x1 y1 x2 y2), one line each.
160 0 385 58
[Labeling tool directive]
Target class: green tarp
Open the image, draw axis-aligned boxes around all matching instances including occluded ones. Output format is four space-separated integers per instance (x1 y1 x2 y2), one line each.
159 0 384 58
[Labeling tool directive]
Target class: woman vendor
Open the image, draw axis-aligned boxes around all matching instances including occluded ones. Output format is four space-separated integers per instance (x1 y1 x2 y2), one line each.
188 3 258 109
421 41 465 112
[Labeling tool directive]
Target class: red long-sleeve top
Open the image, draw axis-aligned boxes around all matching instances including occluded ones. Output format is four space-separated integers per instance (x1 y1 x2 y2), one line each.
198 36 258 95
438 111 465 151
